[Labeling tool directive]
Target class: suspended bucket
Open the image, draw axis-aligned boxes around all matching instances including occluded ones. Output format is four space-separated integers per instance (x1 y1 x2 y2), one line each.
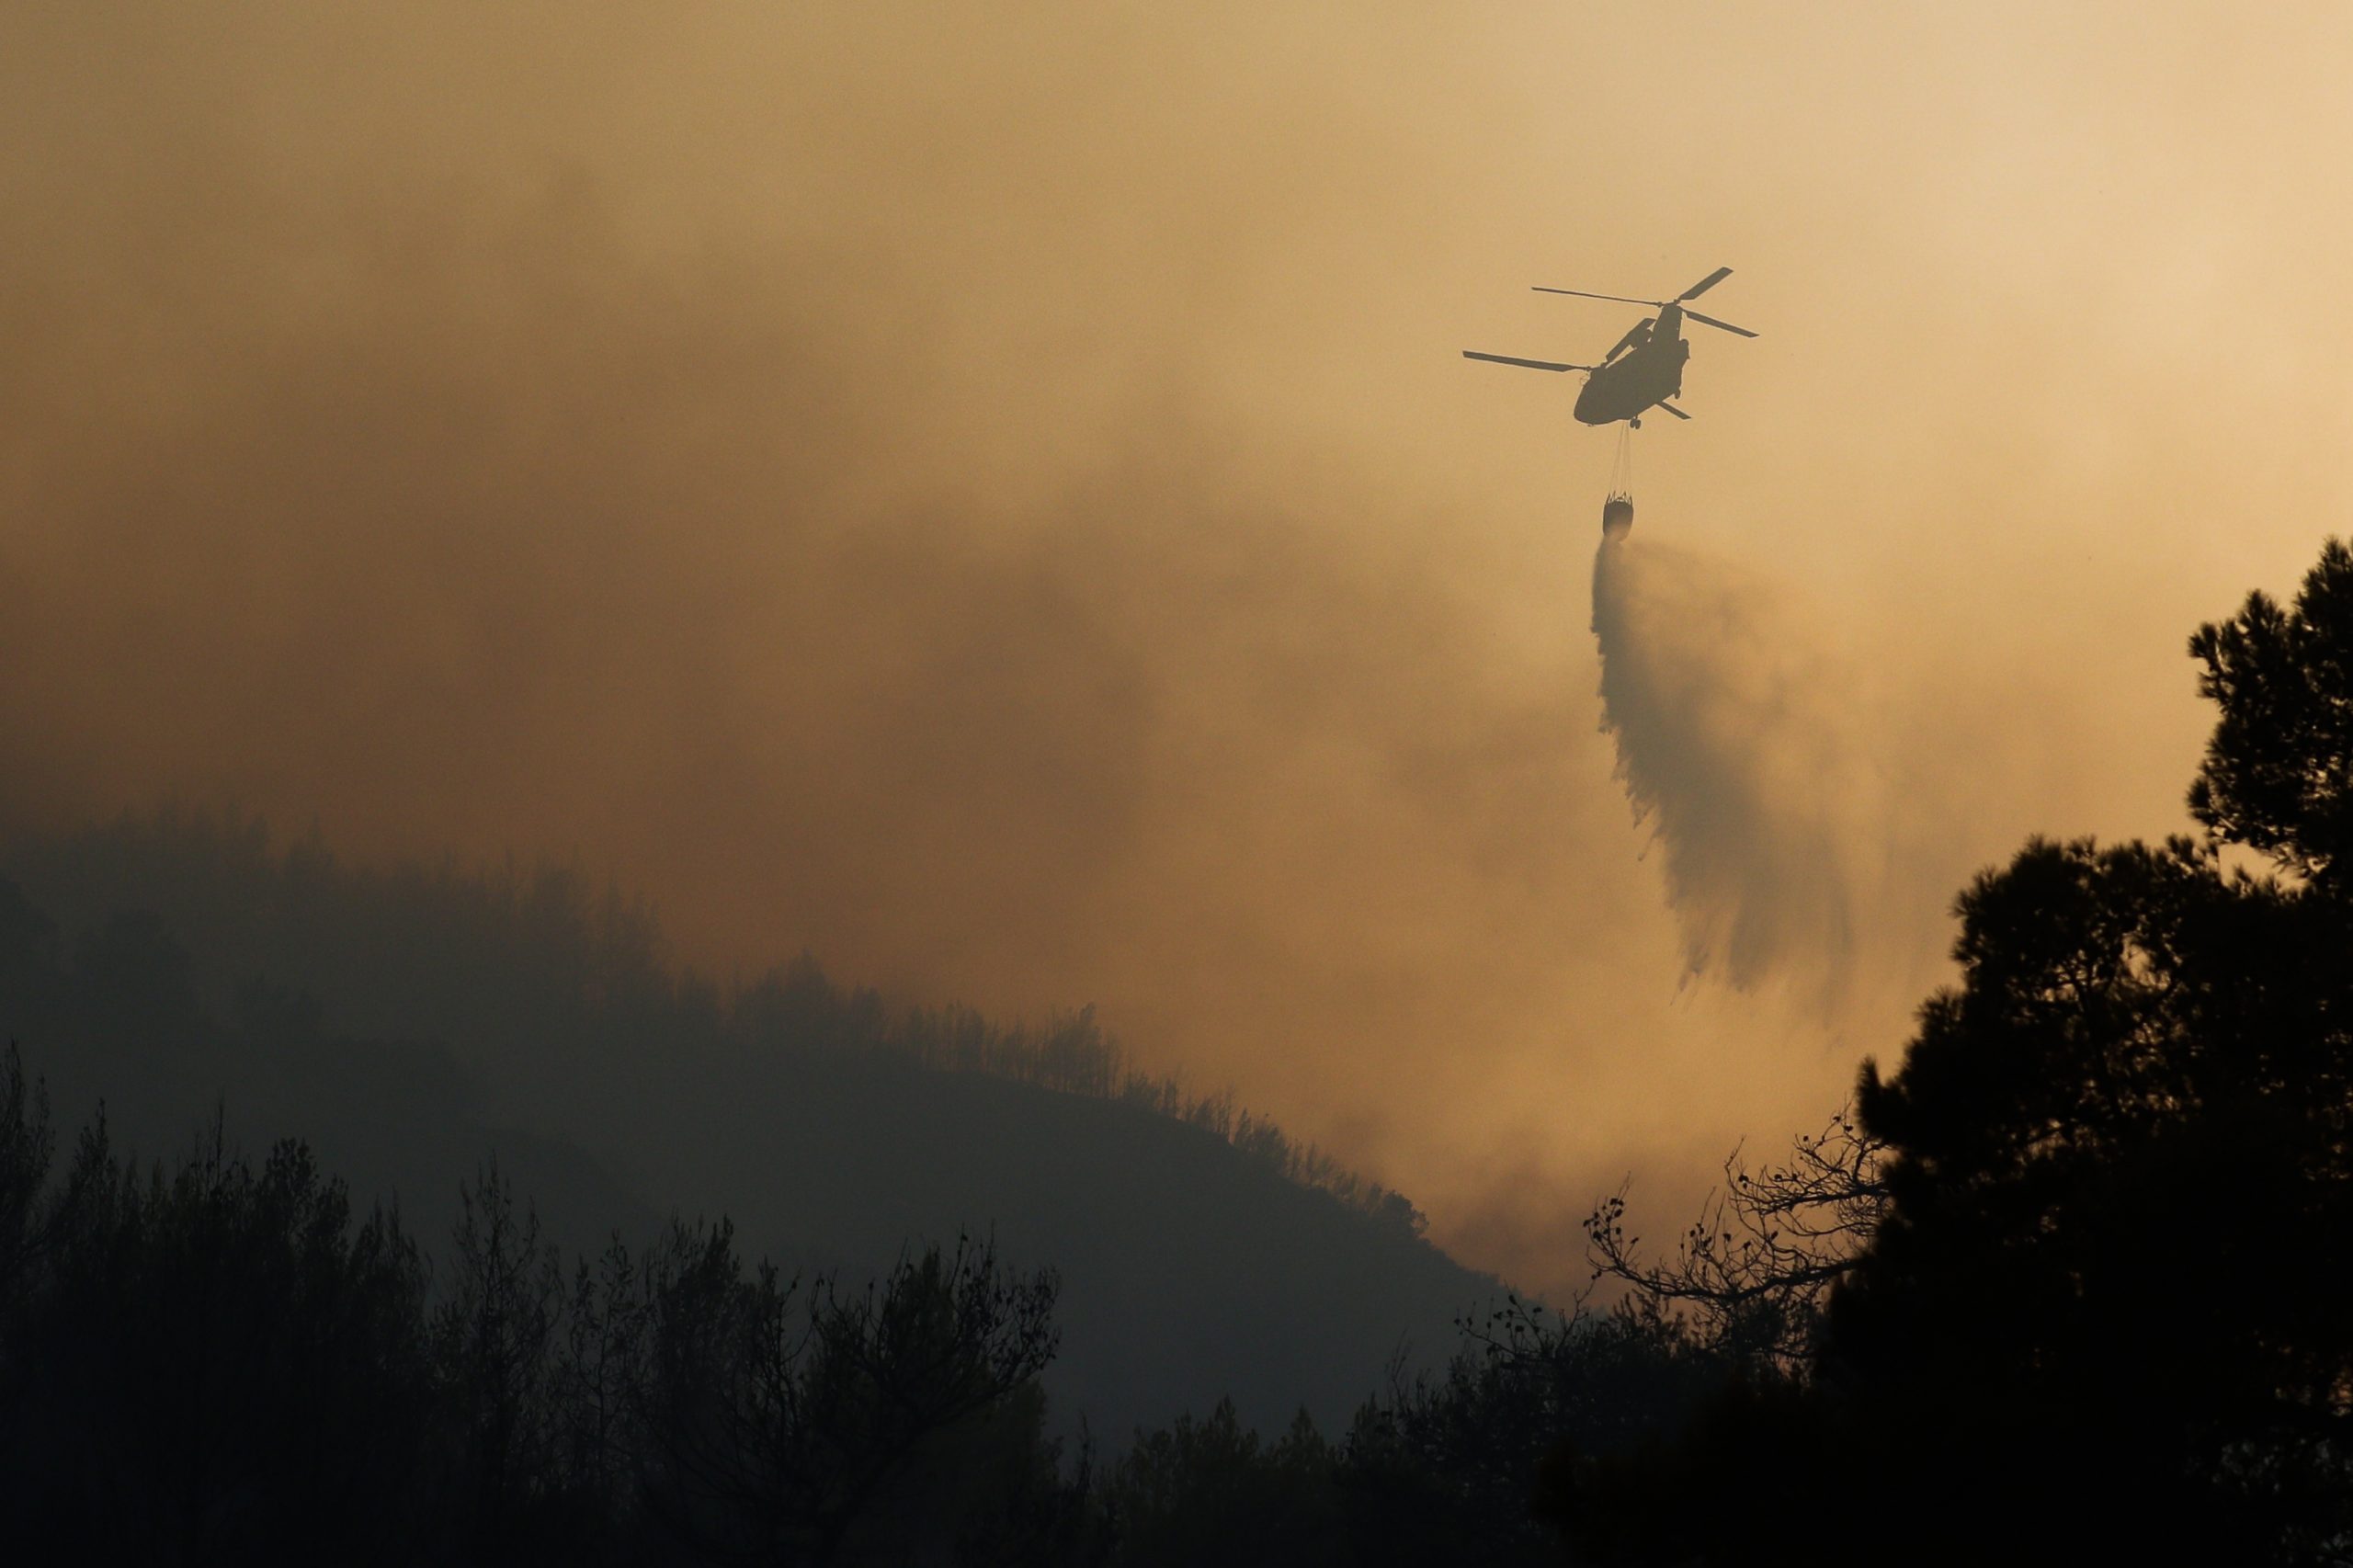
1601 492 1634 540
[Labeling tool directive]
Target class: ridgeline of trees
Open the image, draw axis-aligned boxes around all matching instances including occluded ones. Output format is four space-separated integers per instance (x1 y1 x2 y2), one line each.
0 816 1422 1235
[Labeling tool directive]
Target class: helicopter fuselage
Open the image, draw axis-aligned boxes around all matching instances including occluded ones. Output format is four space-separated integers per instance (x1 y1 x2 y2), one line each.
1462 267 1751 426
1573 304 1691 426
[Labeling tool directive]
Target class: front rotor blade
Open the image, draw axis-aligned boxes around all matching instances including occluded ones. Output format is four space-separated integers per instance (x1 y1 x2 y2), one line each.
1682 309 1757 337
1531 287 1662 307
1655 400 1693 419
1462 350 1589 372
1677 267 1733 301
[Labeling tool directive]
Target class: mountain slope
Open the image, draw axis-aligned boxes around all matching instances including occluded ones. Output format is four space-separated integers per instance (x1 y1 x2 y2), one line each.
0 812 1497 1435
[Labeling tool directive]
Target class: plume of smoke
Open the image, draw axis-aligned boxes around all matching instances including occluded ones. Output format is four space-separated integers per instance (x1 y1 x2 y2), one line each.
1 0 2064 1300
1590 535 1887 999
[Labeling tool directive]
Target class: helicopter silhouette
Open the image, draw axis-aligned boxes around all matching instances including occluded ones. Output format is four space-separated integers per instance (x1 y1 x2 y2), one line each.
1461 266 1755 428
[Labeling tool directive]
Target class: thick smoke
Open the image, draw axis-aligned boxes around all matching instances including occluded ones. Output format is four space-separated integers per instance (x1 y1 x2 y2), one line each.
6 0 2245 1301
1 3 1684 1300
1590 536 1887 999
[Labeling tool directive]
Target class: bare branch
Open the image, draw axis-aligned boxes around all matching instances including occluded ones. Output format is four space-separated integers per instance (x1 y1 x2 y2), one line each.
1582 1104 1890 1372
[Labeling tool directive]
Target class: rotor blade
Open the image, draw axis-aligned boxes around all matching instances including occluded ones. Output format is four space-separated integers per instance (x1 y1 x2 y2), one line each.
1462 350 1589 372
1531 286 1662 307
1682 309 1757 338
1677 267 1733 301
1654 400 1693 419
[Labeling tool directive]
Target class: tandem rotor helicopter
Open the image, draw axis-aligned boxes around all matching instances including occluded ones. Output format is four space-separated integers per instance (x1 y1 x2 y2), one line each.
1461 266 1755 536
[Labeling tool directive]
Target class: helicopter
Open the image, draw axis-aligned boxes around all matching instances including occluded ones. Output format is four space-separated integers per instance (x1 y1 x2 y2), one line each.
1461 266 1755 429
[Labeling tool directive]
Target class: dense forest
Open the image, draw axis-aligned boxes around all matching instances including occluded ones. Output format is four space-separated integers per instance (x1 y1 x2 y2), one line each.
6 539 2353 1562
0 1049 1719 1564
0 820 1483 1439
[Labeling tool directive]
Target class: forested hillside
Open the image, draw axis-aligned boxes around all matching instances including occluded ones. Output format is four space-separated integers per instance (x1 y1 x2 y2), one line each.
0 812 1490 1436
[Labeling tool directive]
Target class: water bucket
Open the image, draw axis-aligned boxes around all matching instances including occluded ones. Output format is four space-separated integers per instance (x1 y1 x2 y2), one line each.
1601 494 1633 540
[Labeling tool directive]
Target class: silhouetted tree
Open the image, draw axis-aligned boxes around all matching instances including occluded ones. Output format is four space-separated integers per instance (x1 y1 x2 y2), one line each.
1380 1295 1719 1566
433 1161 569 1555
553 1233 652 1537
1583 1105 1889 1370
2188 536 2353 880
632 1224 1061 1563
1555 539 2353 1565
0 1044 75 1453
0 1047 57 1311
4 1120 435 1562
1106 1400 1340 1568
1827 827 2353 1559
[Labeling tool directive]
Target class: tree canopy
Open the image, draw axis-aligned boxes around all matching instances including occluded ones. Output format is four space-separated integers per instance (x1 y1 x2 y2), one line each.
2189 536 2353 881
1555 538 2353 1566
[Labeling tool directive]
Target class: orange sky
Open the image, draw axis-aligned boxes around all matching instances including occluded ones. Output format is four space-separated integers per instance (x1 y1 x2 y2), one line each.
6 2 2350 1294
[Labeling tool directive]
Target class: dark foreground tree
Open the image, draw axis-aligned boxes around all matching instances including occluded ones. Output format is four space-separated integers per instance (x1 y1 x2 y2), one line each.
2187 536 2353 881
1553 539 2353 1566
0 1045 1087 1566
1836 833 2353 1559
0 1105 435 1562
433 1163 575 1554
1582 1106 1889 1372
631 1225 1064 1563
1106 1400 1339 1568
1084 1297 1714 1568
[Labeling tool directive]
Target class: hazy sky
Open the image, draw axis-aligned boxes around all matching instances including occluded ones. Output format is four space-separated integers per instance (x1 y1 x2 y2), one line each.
6 1 2350 1294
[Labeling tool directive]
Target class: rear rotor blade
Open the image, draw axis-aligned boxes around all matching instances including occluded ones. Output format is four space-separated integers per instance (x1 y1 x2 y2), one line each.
1531 286 1661 307
1462 350 1590 372
1677 267 1733 301
1682 309 1757 337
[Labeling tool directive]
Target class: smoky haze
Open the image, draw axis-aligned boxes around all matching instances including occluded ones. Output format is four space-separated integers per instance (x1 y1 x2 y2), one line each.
2 3 1657 1296
7 1 2329 1295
